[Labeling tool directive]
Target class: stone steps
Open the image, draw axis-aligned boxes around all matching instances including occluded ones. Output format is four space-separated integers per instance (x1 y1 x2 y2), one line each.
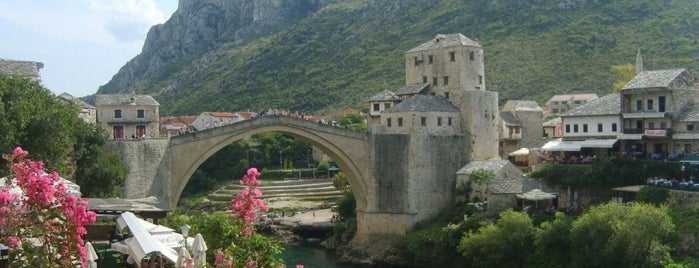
207 179 342 203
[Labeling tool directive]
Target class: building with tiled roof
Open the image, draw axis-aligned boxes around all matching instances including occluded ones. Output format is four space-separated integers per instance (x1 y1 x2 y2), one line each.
543 93 598 115
542 116 562 138
95 94 160 139
499 100 545 158
192 111 241 131
159 116 197 136
619 68 697 156
58 93 97 124
544 94 621 156
366 89 400 124
0 58 44 80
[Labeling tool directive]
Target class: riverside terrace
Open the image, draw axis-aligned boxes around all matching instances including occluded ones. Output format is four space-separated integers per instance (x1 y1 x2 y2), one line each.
648 177 699 191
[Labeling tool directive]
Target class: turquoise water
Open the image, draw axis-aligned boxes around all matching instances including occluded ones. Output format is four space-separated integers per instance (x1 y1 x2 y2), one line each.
278 242 369 268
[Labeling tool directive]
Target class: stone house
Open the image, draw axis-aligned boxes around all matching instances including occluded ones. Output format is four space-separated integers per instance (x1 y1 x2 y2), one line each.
192 112 241 130
542 117 562 138
486 177 556 216
0 58 43 80
498 100 545 158
543 93 598 116
366 89 400 126
159 115 197 136
455 159 525 204
57 93 97 125
545 94 621 157
619 68 699 157
95 94 160 139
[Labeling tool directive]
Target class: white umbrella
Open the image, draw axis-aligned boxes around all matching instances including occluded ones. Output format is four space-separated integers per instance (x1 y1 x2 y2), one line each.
191 234 208 268
176 246 191 268
85 241 98 268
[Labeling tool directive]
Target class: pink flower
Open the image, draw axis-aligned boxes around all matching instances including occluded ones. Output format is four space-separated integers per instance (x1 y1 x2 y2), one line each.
296 265 305 268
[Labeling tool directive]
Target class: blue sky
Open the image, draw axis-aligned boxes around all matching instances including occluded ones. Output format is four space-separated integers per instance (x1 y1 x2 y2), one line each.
0 0 179 97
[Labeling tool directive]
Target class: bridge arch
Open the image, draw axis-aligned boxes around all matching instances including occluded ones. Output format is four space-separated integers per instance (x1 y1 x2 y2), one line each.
163 116 370 212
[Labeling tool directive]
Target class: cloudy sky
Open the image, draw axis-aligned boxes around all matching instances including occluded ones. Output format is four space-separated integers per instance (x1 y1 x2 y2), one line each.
0 0 179 97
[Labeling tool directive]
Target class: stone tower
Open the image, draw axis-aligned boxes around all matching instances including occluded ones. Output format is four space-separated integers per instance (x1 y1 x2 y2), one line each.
404 33 499 161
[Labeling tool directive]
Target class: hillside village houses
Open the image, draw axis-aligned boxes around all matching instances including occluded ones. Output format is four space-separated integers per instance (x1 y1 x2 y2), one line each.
543 93 599 116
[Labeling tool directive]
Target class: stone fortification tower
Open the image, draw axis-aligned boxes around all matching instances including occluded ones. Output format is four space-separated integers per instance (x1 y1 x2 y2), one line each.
404 34 499 161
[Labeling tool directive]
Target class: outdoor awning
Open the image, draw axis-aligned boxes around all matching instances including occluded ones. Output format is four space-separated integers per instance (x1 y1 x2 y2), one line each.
581 139 618 148
542 139 582 151
114 212 179 265
681 154 699 165
516 188 557 201
508 148 530 156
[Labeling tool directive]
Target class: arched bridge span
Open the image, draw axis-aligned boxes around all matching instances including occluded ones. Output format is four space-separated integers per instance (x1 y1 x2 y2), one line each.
161 116 370 212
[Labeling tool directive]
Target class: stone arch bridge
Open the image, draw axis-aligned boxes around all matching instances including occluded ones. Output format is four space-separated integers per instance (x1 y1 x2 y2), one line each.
113 115 465 239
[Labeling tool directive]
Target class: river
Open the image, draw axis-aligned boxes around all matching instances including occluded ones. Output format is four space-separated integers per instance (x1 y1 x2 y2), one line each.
278 241 370 268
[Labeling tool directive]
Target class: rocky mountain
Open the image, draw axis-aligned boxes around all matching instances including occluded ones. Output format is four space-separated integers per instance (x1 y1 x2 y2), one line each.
97 0 699 116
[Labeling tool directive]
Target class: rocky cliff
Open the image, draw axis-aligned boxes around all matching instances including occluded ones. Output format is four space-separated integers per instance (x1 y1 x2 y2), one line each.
99 0 328 95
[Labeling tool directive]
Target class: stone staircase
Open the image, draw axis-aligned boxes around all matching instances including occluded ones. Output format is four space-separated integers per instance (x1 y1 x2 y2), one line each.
207 179 343 203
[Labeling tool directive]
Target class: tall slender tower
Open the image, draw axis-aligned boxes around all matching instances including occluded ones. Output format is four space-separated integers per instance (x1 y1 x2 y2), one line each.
635 48 644 74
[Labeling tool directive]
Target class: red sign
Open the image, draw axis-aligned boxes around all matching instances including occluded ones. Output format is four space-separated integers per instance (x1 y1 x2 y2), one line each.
555 123 562 137
645 129 667 137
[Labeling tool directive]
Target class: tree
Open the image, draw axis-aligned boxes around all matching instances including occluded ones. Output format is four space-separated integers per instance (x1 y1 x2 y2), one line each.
530 212 574 268
73 123 128 197
0 74 79 174
569 202 674 268
635 186 670 206
0 147 96 267
612 63 635 92
458 209 535 267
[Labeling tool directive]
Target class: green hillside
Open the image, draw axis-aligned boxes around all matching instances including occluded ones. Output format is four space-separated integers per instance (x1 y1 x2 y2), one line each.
101 0 699 116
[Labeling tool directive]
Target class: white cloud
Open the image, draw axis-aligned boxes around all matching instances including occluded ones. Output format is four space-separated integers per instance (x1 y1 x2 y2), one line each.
89 0 167 43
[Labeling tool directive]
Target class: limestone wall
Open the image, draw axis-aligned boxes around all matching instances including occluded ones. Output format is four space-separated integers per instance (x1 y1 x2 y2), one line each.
461 90 499 161
106 138 170 199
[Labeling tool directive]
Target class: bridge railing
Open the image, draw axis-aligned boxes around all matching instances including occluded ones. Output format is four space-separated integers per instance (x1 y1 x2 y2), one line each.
171 115 368 143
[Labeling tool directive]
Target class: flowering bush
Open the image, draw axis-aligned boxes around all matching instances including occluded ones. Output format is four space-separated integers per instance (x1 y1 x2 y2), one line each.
0 147 96 267
213 167 303 268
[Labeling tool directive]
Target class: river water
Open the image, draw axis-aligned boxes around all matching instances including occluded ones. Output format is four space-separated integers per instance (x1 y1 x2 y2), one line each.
278 241 370 268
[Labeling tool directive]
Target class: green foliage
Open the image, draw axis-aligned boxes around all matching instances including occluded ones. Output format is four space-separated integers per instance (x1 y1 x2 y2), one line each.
73 123 128 197
636 186 670 205
161 211 284 266
612 63 636 92
530 212 574 268
334 190 356 220
469 169 495 202
458 209 535 268
331 172 349 193
335 113 367 131
569 202 674 268
530 158 682 187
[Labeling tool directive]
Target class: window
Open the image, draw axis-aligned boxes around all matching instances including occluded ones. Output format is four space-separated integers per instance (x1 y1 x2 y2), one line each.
443 76 449 85
373 103 380 111
574 124 579 133
660 122 666 129
552 101 559 105
598 123 603 132
449 51 455 62
444 92 449 100
433 77 438 86
583 124 588 133
137 125 146 138
469 51 475 61
113 126 124 139
437 117 442 126
421 117 427 126
478 75 483 85
386 118 392 127
414 56 420 66
649 122 655 129
114 109 122 118
137 109 145 118
385 102 391 109
423 76 427 83
573 100 582 104
647 99 653 110
688 124 695 131
398 117 403 127
428 55 433 64
565 124 571 133
612 123 618 132
685 144 693 153
659 96 666 112
448 117 453 126
636 100 642 111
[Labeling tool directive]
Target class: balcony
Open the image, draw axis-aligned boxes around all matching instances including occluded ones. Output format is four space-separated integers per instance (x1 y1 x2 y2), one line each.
106 118 155 125
622 128 672 138
622 111 666 119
